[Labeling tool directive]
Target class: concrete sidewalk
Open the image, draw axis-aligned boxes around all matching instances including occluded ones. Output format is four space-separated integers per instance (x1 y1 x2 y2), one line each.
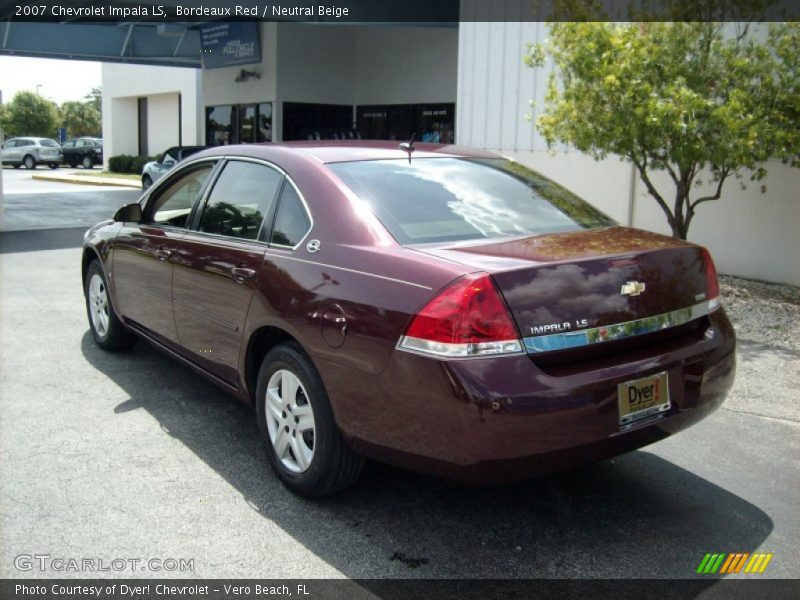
32 171 142 189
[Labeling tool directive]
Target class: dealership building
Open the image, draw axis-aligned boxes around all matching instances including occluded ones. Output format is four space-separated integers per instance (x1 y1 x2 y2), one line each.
98 17 799 286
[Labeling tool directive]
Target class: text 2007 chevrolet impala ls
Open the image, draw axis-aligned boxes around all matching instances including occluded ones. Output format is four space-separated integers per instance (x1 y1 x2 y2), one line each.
82 141 735 497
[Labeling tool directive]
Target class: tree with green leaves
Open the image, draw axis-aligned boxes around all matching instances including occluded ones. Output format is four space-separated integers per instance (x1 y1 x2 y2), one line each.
0 91 60 139
526 6 799 239
84 86 102 113
61 100 101 138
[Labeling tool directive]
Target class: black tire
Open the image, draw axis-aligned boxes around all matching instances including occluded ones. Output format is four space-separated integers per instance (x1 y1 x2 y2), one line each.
142 174 152 190
49 163 59 169
84 260 137 351
82 155 94 169
23 155 36 169
12 164 21 169
68 160 78 168
256 343 364 497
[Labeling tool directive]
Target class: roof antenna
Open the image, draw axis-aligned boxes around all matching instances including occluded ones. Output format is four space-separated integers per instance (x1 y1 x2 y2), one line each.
399 133 416 163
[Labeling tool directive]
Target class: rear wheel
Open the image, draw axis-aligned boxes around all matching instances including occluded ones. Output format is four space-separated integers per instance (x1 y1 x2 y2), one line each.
82 155 94 169
23 155 36 169
49 163 59 169
68 159 78 168
12 164 21 169
84 260 137 351
256 343 364 497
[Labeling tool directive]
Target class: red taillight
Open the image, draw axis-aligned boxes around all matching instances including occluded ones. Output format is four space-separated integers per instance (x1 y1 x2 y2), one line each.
400 273 523 357
701 247 721 309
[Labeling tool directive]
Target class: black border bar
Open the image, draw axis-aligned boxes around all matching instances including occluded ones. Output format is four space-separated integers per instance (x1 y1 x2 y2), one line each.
1 0 799 22
2 579 800 600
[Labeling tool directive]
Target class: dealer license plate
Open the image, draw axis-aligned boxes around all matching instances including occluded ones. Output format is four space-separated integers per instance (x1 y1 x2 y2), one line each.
617 372 670 426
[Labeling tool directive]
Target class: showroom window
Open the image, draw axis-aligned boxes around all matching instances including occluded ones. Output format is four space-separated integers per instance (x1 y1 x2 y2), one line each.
357 103 455 143
282 102 354 141
206 103 272 146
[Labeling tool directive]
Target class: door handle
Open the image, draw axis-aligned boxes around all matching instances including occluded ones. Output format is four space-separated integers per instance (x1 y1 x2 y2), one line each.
156 247 173 261
231 267 257 282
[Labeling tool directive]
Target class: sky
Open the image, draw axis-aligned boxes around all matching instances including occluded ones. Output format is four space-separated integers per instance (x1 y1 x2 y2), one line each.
0 56 101 106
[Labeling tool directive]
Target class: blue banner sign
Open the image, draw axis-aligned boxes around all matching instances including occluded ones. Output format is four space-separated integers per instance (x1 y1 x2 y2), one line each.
200 22 261 69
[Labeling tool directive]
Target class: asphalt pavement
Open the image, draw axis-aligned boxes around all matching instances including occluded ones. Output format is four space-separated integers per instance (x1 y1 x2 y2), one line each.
1 167 141 232
0 174 797 584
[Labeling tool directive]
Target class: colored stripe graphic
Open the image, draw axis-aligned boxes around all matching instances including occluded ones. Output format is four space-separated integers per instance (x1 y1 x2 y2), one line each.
697 553 773 574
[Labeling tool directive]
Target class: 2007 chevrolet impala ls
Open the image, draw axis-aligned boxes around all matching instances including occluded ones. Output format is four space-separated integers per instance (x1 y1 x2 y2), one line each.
83 141 735 497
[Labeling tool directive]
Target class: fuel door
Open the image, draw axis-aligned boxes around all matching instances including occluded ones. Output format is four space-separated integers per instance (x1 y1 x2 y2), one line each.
321 304 348 349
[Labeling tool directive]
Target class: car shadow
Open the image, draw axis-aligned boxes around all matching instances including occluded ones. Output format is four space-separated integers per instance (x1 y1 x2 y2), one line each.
0 227 87 254
80 332 773 582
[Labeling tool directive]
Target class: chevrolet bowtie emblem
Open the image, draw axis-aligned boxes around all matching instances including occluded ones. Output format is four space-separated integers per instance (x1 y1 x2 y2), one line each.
621 281 646 296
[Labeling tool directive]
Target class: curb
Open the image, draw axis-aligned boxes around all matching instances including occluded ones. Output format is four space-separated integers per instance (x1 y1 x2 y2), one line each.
31 173 142 189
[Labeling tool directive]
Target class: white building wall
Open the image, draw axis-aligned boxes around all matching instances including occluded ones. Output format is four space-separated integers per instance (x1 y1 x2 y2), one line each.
107 97 138 157
102 62 202 163
146 93 180 157
457 14 800 285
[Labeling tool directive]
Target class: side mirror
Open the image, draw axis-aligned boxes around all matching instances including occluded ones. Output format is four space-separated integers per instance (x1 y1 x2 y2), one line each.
114 203 143 223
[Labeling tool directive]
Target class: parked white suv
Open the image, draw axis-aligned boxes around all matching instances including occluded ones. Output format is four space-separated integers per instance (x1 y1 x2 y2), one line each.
1 137 63 169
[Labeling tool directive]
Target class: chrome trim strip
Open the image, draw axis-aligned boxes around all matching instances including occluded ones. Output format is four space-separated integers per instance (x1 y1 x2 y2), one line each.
266 254 433 290
523 299 719 354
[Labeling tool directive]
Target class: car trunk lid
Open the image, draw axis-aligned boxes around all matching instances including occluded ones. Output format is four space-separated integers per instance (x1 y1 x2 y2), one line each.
413 226 714 352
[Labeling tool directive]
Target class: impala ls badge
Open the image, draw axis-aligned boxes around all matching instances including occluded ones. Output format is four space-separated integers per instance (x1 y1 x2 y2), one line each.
621 281 646 296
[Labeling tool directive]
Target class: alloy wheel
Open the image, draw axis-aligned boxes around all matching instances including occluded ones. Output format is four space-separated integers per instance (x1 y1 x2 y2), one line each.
88 273 109 337
265 369 316 473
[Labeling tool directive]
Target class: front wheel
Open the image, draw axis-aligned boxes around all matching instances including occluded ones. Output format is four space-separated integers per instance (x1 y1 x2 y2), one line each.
82 156 94 169
23 155 36 169
256 343 364 497
84 260 137 351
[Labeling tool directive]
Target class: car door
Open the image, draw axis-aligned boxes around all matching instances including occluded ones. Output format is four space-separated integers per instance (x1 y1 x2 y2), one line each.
4 139 22 163
62 140 76 163
0 139 15 163
111 161 217 347
170 158 283 384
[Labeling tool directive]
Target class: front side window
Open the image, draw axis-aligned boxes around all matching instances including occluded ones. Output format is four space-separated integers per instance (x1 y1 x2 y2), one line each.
198 161 282 240
271 183 311 247
328 158 615 245
148 165 214 228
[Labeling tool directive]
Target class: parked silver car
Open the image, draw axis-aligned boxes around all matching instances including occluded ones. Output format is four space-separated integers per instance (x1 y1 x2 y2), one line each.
0 137 62 169
141 145 206 189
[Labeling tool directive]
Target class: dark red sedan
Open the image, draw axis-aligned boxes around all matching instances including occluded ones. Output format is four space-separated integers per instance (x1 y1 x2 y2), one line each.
82 142 735 497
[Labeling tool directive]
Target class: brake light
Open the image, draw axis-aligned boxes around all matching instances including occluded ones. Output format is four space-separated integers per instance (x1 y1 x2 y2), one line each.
701 247 721 311
399 273 523 357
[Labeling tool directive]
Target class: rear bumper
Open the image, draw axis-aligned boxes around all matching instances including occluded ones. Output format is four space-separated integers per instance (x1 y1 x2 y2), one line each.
320 309 735 483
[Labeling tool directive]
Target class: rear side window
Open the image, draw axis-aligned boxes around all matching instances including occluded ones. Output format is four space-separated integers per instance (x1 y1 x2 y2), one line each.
328 158 615 244
271 183 311 247
39 139 59 147
198 160 282 240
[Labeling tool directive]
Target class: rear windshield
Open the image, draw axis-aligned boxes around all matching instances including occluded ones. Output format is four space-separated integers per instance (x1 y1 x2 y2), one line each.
39 139 60 147
328 158 615 244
